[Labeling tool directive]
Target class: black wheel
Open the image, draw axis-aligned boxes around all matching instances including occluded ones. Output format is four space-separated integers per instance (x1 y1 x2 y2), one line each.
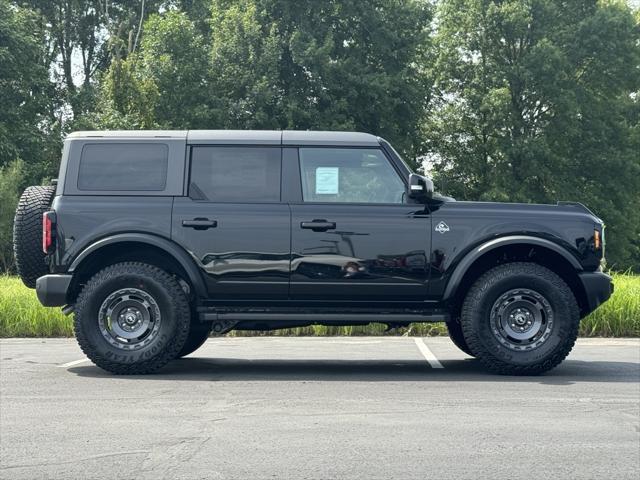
74 262 190 375
461 262 579 375
177 319 211 358
13 185 56 288
446 320 474 357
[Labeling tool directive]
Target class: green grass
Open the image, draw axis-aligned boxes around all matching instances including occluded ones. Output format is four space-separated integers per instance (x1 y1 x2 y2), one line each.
577 272 640 337
0 276 72 336
0 273 638 337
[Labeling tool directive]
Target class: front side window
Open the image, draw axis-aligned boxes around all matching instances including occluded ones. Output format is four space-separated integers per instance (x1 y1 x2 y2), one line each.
78 143 168 191
299 148 405 204
190 147 281 202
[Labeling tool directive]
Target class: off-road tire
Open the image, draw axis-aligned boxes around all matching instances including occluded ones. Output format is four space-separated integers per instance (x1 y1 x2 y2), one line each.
13 185 56 288
461 262 579 375
446 320 474 357
177 319 211 358
74 262 190 375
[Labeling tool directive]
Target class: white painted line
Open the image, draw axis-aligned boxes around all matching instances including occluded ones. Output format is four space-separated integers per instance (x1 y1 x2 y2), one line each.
57 358 90 368
414 338 444 369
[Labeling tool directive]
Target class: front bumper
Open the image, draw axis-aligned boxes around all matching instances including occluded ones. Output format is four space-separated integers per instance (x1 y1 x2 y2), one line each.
36 274 72 307
578 271 613 316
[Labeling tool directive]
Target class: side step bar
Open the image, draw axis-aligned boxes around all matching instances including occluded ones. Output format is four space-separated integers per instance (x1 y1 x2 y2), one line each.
199 312 449 323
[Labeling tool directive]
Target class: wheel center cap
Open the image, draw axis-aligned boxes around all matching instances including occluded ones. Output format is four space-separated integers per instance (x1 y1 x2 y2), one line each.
510 307 533 327
514 313 527 325
118 307 143 330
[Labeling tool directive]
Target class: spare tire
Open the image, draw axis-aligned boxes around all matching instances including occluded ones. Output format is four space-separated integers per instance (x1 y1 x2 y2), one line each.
13 185 56 288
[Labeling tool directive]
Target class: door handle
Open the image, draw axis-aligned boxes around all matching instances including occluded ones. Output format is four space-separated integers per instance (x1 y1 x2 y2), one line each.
182 218 217 230
300 220 336 232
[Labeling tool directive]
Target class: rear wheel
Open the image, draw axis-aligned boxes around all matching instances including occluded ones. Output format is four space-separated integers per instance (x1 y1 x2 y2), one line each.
13 185 56 288
461 262 579 375
74 262 190 374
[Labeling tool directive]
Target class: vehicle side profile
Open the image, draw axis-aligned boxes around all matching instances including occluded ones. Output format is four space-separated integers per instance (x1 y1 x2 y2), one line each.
13 130 613 375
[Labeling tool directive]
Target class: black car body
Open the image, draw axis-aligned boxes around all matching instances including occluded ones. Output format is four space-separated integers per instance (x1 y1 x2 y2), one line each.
14 130 613 375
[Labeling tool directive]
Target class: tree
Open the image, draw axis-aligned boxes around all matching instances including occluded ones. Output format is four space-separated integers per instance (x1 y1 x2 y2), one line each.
87 10 212 129
133 10 214 128
0 160 23 271
210 0 433 160
0 0 55 183
17 1 168 119
426 0 640 269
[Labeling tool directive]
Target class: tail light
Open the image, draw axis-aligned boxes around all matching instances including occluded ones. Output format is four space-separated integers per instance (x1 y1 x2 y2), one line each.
42 211 56 254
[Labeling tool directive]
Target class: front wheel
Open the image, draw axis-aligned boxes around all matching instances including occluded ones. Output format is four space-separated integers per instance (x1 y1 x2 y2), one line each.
74 262 191 374
460 262 579 375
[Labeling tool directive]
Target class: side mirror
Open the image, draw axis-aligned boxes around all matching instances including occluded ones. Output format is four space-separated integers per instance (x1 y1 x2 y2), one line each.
408 173 434 202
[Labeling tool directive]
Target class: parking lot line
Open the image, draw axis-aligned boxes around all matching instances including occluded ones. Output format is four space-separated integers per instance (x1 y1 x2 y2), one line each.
57 358 90 368
414 338 444 369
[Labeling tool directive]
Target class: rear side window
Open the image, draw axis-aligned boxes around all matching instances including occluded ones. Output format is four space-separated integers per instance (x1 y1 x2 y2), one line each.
190 147 281 202
78 143 169 191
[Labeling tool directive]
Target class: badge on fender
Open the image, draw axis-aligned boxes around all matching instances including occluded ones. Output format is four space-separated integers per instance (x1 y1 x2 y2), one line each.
435 221 450 234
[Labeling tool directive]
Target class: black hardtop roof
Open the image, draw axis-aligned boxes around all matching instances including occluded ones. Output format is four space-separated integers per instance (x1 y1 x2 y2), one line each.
67 130 381 147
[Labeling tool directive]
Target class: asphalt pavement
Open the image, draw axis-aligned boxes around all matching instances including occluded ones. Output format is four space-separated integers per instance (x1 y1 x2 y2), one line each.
1 337 639 480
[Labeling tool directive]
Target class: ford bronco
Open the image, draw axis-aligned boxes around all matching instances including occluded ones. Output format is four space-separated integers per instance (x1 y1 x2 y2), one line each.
13 130 613 375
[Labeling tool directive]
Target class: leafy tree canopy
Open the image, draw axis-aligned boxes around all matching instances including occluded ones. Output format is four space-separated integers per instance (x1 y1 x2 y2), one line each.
425 0 640 268
0 0 52 180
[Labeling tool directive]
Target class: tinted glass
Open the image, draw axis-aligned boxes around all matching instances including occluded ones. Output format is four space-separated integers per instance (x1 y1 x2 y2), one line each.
190 147 281 202
78 143 168 191
299 148 405 204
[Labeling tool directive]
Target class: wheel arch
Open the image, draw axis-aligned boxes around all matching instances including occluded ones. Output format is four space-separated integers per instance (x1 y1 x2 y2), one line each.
443 236 590 317
67 233 207 303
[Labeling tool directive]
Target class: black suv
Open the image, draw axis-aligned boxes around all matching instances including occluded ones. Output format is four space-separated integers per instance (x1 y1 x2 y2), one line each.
13 130 612 375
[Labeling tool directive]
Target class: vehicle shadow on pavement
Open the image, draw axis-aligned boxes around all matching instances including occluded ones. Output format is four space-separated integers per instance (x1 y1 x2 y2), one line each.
69 358 640 384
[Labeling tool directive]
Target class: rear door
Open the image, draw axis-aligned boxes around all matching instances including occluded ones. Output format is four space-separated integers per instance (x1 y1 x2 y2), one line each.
289 147 430 302
172 146 290 300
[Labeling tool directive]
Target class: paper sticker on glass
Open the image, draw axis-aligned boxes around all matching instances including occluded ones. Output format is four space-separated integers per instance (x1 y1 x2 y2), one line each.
315 167 339 195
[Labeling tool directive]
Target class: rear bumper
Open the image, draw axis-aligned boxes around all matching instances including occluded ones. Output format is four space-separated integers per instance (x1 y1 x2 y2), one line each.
35 274 72 307
578 271 613 316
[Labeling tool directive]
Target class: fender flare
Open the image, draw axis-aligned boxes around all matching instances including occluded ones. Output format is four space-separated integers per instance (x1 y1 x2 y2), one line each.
68 233 207 298
442 235 583 301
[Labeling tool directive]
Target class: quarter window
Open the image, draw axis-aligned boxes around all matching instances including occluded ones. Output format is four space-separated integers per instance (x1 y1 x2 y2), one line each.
190 147 281 202
78 143 168 191
299 148 405 204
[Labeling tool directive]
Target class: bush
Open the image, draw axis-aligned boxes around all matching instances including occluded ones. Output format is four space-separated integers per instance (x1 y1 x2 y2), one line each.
0 160 24 272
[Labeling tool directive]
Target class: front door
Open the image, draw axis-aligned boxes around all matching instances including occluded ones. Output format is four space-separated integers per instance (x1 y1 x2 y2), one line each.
290 147 430 302
172 146 290 300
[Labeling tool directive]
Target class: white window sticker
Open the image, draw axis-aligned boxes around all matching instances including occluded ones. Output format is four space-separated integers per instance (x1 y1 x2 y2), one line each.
315 167 339 194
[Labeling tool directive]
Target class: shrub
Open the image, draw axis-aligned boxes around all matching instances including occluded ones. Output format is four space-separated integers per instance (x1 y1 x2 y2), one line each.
0 160 24 272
